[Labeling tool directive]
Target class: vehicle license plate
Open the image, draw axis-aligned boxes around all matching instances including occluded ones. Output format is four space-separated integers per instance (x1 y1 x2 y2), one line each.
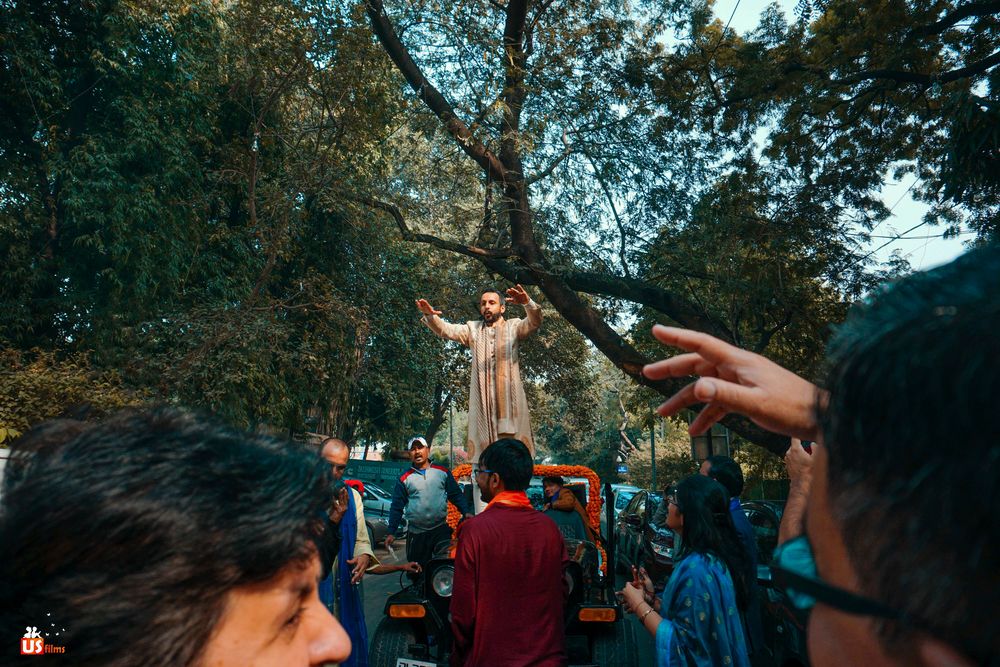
395 659 437 667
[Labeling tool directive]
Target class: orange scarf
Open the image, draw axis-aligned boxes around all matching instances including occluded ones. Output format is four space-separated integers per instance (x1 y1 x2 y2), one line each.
485 490 533 510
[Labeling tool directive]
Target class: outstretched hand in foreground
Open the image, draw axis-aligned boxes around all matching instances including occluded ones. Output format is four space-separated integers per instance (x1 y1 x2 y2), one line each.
643 325 826 442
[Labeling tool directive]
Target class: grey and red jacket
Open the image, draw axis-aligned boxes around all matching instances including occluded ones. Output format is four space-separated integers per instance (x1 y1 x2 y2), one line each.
387 464 471 536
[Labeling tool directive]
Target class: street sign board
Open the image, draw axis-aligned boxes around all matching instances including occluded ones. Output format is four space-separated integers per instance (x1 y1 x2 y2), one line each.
616 464 628 474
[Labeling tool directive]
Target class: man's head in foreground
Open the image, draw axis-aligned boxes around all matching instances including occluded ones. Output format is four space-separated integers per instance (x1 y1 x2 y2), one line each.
809 244 999 667
320 436 350 481
475 438 532 503
0 407 351 666
408 436 430 467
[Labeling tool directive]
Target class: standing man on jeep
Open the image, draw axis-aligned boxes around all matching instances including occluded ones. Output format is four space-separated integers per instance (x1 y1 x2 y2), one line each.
450 438 569 667
385 436 472 572
416 286 542 512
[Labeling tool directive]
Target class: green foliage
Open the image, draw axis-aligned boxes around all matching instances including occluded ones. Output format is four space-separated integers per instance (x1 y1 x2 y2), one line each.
0 349 141 441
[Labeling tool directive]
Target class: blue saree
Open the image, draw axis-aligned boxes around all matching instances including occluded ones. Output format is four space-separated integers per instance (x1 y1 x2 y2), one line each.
654 552 751 667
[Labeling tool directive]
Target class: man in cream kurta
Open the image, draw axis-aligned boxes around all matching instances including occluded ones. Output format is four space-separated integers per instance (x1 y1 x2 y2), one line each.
416 285 542 510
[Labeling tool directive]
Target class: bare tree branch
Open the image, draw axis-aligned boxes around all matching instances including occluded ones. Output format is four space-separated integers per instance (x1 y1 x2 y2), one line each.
365 0 508 181
910 1 1000 37
525 128 573 185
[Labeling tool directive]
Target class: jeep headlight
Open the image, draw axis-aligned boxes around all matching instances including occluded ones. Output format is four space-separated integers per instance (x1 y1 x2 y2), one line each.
432 565 454 597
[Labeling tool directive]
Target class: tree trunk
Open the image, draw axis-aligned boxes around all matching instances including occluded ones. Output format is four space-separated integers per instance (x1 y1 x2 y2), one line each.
364 0 790 457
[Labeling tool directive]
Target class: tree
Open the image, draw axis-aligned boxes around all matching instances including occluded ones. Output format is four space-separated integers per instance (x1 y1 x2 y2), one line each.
362 0 951 454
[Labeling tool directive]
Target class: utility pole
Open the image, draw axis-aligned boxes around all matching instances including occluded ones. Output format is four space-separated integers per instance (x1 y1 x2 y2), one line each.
449 400 454 468
650 416 657 492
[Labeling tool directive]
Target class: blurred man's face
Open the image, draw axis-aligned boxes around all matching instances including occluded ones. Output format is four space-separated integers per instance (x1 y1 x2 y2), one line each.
410 444 429 467
542 482 560 499
805 447 900 667
699 460 711 476
321 444 349 481
199 553 351 667
479 292 505 324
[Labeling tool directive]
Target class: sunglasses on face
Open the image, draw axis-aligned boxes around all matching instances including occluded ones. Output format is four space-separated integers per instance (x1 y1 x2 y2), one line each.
771 535 903 619
771 536 996 664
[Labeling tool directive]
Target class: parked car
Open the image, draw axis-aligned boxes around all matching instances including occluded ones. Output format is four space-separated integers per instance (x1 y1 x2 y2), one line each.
368 466 638 667
347 478 407 546
599 484 641 539
741 499 809 667
613 489 675 586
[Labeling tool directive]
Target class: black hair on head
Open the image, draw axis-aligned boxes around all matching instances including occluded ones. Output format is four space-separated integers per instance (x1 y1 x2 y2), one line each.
820 243 1000 659
705 455 744 498
479 288 506 305
674 474 749 610
541 475 564 486
0 406 331 667
480 438 532 491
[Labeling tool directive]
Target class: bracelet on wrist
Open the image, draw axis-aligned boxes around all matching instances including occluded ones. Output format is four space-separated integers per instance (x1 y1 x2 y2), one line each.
639 605 655 622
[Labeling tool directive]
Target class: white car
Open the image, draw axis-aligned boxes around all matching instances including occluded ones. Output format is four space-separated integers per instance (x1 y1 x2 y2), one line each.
348 479 407 545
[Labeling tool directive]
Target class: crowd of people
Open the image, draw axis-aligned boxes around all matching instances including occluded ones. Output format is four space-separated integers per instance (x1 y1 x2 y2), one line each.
1 244 997 666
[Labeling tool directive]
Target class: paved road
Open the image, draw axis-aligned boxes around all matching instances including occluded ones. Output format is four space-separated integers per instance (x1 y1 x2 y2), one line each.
363 541 412 645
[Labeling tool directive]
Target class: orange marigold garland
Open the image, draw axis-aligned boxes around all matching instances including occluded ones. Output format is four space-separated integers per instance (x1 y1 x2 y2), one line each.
446 463 608 573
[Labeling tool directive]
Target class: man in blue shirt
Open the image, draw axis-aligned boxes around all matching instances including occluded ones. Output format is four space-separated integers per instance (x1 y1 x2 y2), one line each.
385 437 472 571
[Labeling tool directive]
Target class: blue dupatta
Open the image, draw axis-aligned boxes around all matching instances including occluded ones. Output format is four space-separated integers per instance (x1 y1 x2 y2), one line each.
655 552 751 667
330 488 368 667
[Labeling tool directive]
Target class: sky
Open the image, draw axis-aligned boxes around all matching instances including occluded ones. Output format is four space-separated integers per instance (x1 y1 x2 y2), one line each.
712 0 972 272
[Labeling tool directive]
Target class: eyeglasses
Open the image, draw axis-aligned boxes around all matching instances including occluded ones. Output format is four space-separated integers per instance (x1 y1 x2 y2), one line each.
770 536 999 663
473 467 493 477
771 535 903 620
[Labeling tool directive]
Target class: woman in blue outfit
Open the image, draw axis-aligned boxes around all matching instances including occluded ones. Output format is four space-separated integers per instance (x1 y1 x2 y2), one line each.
620 474 751 667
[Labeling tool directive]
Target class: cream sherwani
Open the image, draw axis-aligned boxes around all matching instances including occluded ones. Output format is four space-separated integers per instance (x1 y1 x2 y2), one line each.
423 300 542 463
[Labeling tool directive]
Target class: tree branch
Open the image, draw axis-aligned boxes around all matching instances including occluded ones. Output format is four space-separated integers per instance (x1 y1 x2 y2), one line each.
525 128 573 185
361 197 515 259
910 1 1000 37
365 0 507 181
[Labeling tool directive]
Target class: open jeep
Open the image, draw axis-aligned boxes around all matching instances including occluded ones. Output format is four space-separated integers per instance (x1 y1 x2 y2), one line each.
368 465 637 667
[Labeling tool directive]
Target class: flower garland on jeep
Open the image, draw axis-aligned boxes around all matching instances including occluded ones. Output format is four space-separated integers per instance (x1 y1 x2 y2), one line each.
447 463 608 573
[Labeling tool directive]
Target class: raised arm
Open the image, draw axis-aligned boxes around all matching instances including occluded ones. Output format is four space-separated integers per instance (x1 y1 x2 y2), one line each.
416 298 471 346
506 284 541 339
778 438 814 545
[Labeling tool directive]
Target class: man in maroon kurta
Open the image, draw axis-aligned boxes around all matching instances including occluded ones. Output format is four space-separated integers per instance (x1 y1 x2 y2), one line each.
450 438 569 667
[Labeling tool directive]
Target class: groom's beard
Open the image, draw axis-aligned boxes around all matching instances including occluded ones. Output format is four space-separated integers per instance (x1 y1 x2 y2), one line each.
481 310 500 324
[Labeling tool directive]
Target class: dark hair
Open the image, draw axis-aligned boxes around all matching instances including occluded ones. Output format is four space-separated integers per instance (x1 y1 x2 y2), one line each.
674 474 749 610
479 288 506 305
541 475 564 486
704 455 744 498
819 244 1000 659
480 438 532 491
0 406 331 666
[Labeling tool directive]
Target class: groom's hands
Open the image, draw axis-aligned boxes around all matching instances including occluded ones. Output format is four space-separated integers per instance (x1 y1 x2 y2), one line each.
415 298 442 316
505 284 530 305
